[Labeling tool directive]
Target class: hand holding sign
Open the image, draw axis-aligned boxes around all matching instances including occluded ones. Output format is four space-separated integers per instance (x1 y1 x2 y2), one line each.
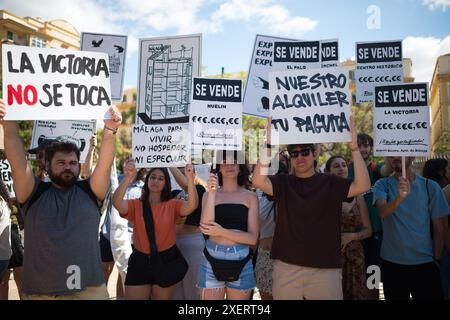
397 176 410 200
185 164 195 180
207 173 218 193
90 135 97 149
104 105 122 131
260 116 272 166
124 158 138 180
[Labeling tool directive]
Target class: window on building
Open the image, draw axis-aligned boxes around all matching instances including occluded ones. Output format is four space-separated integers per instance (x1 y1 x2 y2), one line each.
7 31 13 41
31 37 47 48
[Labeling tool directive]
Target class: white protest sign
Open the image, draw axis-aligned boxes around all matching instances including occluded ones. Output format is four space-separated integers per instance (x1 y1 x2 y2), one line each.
269 67 351 145
190 78 243 150
0 159 15 198
243 35 298 118
169 163 211 191
136 34 202 125
272 39 339 71
30 120 97 163
132 124 190 168
373 83 430 157
321 39 339 68
81 32 127 101
2 45 111 120
355 40 403 103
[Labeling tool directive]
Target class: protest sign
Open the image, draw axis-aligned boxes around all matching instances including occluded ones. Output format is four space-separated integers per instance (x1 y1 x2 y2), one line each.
190 78 243 150
243 34 298 118
81 32 127 101
30 120 97 163
373 83 430 157
269 67 351 145
272 39 339 71
355 40 403 103
169 163 210 191
132 124 190 168
0 159 15 198
2 45 112 120
136 34 202 125
321 39 339 68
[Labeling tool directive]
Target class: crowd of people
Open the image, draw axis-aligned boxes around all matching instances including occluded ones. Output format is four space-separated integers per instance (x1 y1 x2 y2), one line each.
0 100 449 300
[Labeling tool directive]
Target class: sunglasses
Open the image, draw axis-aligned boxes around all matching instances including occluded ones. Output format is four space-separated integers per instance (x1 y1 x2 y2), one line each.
289 148 312 158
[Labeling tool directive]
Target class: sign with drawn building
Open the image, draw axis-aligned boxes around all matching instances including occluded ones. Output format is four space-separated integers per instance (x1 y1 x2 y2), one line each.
136 34 202 125
81 32 128 101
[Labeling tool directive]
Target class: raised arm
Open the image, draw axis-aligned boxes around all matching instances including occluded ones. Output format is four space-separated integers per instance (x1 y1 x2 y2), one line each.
0 100 35 203
252 116 273 196
90 106 122 201
200 173 218 224
80 134 97 178
112 159 137 215
347 117 371 198
179 164 199 216
169 167 188 191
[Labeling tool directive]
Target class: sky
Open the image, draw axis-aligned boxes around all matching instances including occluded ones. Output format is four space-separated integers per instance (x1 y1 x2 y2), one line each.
2 0 450 90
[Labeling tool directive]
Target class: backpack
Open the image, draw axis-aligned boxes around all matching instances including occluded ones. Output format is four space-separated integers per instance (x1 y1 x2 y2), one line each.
22 179 100 217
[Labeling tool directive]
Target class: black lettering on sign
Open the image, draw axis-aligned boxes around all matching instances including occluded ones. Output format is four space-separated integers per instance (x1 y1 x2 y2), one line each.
38 54 110 78
273 41 320 63
7 51 35 74
356 42 402 63
321 41 339 62
193 78 242 102
293 112 350 134
375 83 428 108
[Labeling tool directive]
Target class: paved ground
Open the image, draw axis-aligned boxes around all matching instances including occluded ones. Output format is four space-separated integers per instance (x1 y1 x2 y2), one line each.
6 266 382 300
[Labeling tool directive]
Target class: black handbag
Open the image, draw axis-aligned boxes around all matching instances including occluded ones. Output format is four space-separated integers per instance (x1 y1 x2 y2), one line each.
142 200 188 288
203 246 252 282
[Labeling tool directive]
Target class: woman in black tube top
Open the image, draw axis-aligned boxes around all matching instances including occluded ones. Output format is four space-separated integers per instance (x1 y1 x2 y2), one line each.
198 154 259 300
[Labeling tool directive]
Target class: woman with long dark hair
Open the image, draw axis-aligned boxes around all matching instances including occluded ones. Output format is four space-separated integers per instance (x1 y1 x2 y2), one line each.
112 160 198 300
198 152 259 300
325 155 372 300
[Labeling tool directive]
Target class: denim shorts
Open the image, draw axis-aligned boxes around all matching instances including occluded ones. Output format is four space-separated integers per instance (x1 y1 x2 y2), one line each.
197 240 255 291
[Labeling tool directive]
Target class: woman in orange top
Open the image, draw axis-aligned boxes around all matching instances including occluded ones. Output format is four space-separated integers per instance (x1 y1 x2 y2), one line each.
112 160 198 300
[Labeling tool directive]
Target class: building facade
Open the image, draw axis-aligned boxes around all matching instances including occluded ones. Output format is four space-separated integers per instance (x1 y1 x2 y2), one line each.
430 54 450 155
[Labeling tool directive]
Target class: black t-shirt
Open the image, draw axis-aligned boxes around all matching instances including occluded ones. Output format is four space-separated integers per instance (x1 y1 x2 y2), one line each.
269 173 352 268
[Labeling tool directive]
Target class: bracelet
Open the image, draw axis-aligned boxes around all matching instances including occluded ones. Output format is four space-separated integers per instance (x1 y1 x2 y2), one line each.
104 126 118 134
266 143 272 149
350 147 359 152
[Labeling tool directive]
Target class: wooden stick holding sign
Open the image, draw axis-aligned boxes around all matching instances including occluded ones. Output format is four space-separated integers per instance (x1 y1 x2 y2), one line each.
402 156 406 179
210 149 217 190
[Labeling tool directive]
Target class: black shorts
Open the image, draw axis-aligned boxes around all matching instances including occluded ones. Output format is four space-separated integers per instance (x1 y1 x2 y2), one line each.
125 246 180 286
99 233 114 263
8 225 24 269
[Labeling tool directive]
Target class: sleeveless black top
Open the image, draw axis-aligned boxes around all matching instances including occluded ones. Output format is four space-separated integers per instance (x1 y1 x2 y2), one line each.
214 203 248 231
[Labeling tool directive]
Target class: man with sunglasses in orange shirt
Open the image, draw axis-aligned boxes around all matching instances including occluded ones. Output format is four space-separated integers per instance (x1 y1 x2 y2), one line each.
252 117 370 300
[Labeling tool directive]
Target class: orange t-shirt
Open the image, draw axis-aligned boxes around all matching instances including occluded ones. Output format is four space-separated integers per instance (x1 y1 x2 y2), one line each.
121 199 183 254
